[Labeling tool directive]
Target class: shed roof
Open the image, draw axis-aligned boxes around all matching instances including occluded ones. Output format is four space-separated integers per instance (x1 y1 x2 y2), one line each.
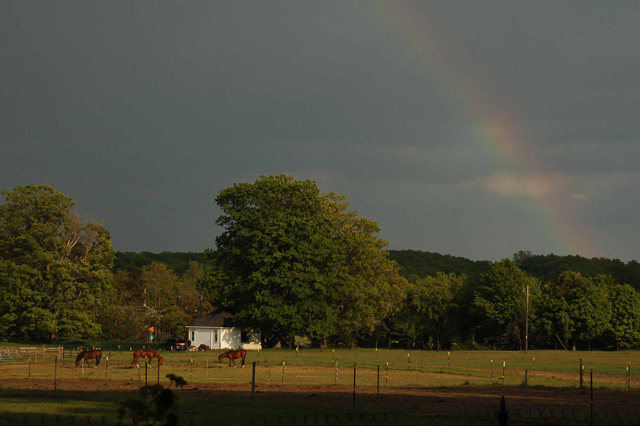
188 309 236 328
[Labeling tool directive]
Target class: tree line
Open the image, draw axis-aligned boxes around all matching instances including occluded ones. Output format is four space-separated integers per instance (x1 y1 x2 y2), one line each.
2 181 639 350
0 185 210 344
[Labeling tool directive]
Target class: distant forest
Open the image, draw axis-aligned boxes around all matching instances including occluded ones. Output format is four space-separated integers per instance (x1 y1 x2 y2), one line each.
115 249 640 290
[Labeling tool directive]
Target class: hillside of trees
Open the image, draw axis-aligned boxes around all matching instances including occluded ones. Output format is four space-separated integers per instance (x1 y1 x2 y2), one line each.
114 251 206 276
116 249 640 292
4 183 640 351
388 250 640 291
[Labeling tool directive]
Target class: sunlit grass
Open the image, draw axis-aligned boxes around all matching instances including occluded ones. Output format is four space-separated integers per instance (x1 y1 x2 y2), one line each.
2 347 637 390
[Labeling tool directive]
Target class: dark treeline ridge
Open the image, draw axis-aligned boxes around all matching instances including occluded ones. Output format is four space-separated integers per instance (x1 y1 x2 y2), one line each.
115 251 206 276
387 250 491 282
118 249 640 291
388 250 640 290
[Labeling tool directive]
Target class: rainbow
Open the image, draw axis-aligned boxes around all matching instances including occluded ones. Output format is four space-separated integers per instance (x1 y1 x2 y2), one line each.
368 1 602 258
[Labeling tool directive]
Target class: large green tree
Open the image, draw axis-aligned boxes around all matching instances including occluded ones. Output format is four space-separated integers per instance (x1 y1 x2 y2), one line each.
538 271 612 350
101 265 148 341
473 259 539 349
0 185 115 341
609 284 640 349
406 272 465 351
209 175 406 346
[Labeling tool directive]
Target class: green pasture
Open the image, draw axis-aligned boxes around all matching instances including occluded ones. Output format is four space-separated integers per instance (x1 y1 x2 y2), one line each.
2 348 640 425
2 347 639 389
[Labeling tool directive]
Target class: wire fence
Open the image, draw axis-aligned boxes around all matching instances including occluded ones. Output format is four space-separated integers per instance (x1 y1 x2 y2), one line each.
0 347 64 361
3 349 640 426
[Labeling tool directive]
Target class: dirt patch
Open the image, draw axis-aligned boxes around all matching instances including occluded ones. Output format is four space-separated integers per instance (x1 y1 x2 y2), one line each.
1 378 636 414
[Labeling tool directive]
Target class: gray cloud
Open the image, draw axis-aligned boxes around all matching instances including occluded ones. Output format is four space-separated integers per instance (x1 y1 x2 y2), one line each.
1 1 639 260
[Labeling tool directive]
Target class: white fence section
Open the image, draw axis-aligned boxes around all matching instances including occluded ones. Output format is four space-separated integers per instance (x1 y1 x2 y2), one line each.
0 346 64 361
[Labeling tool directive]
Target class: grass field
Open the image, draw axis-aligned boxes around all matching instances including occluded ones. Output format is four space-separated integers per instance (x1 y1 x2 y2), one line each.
1 347 640 424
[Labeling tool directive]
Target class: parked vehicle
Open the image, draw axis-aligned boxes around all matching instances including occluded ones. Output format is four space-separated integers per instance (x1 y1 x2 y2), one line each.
158 339 190 351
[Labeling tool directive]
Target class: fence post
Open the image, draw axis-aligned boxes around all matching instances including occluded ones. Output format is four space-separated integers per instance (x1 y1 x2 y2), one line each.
334 359 338 385
580 358 583 389
54 356 58 391
28 358 31 378
498 395 508 426
281 361 285 384
524 369 528 402
251 361 256 398
491 360 493 379
590 368 593 425
377 365 380 399
627 363 631 389
352 361 356 409
145 361 148 386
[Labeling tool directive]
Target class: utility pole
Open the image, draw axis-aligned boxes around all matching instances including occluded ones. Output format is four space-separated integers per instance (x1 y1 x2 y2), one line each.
525 284 529 353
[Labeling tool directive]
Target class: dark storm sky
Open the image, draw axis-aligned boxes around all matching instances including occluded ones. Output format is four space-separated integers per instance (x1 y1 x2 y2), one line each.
1 1 639 261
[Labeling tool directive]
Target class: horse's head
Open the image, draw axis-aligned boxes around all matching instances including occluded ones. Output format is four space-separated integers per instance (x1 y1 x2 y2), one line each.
157 353 165 366
217 353 225 363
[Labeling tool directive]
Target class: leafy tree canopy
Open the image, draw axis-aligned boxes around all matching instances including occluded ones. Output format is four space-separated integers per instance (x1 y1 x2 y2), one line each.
208 175 407 346
473 259 539 349
0 185 115 341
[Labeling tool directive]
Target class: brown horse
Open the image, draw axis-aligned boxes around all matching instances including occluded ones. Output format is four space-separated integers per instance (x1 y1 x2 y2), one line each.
218 349 246 367
131 348 164 368
75 350 102 368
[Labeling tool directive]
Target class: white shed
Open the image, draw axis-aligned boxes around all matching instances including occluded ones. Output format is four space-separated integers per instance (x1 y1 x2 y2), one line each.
186 309 262 350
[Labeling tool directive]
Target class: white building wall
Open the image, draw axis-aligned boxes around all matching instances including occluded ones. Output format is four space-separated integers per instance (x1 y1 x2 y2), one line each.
187 327 261 350
220 328 241 349
188 328 221 350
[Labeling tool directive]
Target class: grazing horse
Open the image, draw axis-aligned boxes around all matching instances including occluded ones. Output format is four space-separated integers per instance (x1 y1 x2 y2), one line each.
75 350 102 368
218 349 246 367
131 348 164 368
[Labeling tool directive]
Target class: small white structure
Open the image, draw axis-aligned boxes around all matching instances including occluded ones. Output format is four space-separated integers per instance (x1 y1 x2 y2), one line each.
186 309 262 350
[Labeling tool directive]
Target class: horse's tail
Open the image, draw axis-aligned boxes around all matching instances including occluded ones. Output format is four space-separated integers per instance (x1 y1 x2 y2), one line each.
95 351 102 366
75 351 84 366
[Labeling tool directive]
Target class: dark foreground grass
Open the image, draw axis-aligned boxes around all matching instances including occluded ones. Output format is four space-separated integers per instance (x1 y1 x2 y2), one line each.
0 387 444 426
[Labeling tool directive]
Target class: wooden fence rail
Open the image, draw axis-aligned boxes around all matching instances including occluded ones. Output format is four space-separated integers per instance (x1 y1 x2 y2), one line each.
0 346 64 361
